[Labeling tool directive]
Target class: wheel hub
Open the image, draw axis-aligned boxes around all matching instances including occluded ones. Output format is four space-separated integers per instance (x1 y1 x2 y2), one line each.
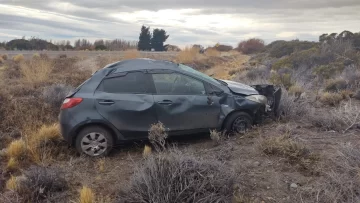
80 132 107 156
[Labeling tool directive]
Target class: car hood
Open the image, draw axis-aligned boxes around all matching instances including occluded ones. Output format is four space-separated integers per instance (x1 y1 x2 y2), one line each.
220 80 259 95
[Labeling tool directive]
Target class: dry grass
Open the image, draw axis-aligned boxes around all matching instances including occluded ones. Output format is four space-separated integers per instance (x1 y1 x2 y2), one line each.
205 48 221 57
340 89 354 99
175 47 200 63
79 186 95 203
148 122 168 151
123 49 140 59
331 100 360 133
97 158 105 173
5 176 18 191
302 144 360 202
319 92 344 106
7 139 27 160
143 144 152 157
121 149 235 203
260 134 319 173
20 58 53 85
209 129 228 145
6 157 19 171
12 54 24 63
25 123 62 163
289 85 304 97
2 54 8 60
325 78 348 92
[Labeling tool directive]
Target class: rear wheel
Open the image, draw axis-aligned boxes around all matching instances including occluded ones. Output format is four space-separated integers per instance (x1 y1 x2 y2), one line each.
75 126 114 157
224 112 253 134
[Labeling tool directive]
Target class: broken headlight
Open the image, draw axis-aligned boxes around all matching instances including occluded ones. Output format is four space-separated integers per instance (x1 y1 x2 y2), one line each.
245 95 267 105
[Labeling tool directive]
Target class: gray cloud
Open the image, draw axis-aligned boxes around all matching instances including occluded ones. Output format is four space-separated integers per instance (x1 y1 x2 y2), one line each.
0 0 359 46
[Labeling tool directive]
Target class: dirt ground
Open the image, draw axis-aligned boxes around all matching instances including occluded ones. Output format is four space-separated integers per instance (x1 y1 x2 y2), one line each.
1 50 359 202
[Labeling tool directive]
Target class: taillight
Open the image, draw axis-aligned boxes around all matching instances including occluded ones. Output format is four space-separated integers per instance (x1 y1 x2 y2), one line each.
61 98 83 109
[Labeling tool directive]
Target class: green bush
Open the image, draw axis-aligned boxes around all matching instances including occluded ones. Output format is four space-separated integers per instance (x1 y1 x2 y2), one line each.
272 57 292 70
313 65 337 79
267 40 318 58
289 47 319 68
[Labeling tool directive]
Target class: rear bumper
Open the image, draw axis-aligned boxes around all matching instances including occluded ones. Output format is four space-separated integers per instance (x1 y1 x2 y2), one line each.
59 110 78 144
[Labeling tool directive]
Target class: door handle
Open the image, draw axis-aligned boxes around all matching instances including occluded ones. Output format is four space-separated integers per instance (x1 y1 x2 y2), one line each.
98 100 115 105
157 100 173 105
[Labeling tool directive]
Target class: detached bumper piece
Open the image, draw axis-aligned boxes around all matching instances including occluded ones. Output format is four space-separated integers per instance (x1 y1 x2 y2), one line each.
252 84 282 118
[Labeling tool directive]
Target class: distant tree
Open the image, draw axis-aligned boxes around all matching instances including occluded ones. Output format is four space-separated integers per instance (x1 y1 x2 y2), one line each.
138 25 152 51
214 44 233 52
237 38 265 54
151 29 169 51
95 44 107 50
319 34 328 43
94 39 105 46
74 38 93 50
6 39 32 50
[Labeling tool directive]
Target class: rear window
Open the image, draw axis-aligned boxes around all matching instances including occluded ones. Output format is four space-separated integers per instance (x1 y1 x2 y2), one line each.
99 72 151 94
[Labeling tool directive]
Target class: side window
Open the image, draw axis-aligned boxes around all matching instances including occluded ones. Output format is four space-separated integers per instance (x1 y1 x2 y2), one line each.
152 73 206 95
100 72 151 94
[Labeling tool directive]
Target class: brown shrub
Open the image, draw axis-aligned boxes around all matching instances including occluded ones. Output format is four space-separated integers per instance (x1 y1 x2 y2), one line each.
20 58 53 85
15 166 68 202
175 47 200 63
214 44 233 52
319 92 344 106
12 54 24 63
6 157 19 171
0 57 4 64
7 139 27 160
209 130 227 145
288 85 304 98
278 89 312 120
42 84 74 109
324 78 348 92
5 176 18 191
303 144 360 202
123 49 140 59
120 149 236 203
25 123 64 163
2 54 8 60
260 134 319 173
237 38 265 54
355 90 360 100
148 122 168 151
330 100 360 133
79 186 95 203
205 48 221 57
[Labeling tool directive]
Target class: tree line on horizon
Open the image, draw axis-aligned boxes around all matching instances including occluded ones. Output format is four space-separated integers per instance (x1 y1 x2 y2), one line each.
0 30 359 52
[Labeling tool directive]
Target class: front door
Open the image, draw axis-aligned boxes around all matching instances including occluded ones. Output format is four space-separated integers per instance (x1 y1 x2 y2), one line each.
94 71 157 140
150 71 220 133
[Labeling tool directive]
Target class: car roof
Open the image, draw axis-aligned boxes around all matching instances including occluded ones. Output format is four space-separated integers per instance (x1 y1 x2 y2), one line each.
105 58 179 73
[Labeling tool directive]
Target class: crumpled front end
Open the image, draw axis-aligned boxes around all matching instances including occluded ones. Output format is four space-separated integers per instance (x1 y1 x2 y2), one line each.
251 84 282 117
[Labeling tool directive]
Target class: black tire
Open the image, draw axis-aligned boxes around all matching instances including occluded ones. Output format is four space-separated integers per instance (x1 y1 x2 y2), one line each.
75 126 114 157
224 112 253 134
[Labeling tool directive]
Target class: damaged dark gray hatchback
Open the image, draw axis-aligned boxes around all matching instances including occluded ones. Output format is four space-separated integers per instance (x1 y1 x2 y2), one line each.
59 58 281 157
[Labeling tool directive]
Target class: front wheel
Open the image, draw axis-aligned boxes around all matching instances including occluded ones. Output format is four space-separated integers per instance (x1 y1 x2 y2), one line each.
224 112 253 134
75 126 114 157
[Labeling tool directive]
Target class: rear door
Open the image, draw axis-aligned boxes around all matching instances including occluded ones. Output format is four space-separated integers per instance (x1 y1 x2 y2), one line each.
94 71 157 140
150 70 220 133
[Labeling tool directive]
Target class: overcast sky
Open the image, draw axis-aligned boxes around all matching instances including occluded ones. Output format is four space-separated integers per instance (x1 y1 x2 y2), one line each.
0 0 359 47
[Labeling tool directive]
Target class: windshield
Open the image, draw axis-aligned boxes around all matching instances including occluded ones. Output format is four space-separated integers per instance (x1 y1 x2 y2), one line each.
178 64 222 85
